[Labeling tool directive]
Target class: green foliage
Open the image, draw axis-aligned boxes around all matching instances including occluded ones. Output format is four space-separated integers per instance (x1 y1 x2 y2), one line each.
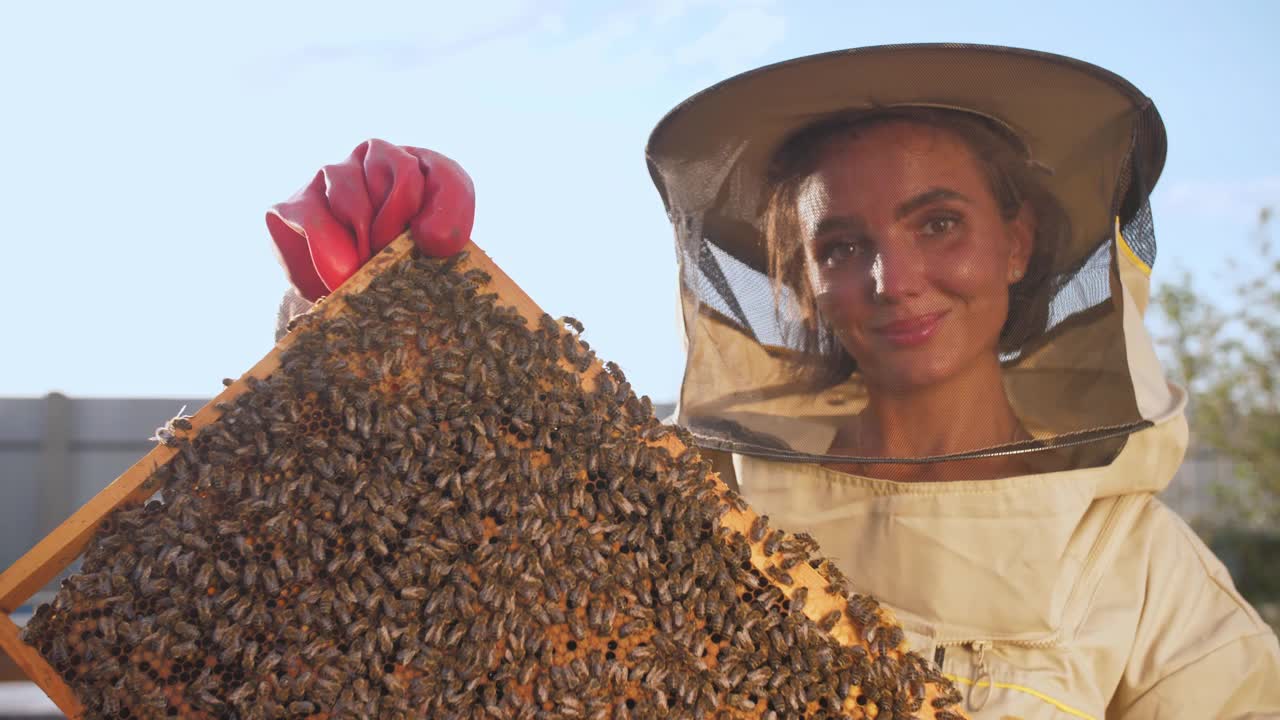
1154 207 1280 526
1207 528 1280 603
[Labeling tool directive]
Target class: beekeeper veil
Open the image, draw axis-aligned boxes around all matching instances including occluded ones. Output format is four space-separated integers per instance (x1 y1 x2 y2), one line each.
645 44 1177 471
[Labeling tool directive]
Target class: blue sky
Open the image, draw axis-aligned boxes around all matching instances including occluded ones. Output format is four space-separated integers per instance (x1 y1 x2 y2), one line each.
1 0 1276 400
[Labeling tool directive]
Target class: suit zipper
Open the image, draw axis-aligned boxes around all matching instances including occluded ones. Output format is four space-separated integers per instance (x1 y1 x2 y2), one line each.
934 635 1060 651
933 637 1060 712
967 640 992 711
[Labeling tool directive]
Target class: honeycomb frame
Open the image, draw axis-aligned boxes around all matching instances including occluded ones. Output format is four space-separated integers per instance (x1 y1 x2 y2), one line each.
0 234 966 719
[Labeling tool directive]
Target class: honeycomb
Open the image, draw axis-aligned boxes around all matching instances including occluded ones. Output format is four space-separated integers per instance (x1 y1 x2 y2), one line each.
20 245 965 719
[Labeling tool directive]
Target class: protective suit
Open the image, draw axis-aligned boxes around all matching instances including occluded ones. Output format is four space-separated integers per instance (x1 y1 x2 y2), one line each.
645 44 1280 718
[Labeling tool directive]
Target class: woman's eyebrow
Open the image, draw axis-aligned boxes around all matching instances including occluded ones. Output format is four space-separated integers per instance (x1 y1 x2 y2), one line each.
812 215 867 239
812 188 971 238
893 187 969 219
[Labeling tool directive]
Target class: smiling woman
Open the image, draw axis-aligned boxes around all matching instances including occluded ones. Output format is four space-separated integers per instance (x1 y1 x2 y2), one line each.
763 108 1067 481
766 108 1064 386
645 44 1280 718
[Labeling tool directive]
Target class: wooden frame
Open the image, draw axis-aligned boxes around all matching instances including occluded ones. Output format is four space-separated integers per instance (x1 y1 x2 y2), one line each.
0 234 960 719
0 236 426 717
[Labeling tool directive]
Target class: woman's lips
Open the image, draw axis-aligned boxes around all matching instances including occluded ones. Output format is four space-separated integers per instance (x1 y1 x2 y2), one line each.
874 311 948 347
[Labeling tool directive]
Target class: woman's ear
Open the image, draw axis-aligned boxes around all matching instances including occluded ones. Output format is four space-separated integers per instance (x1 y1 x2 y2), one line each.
1006 201 1036 284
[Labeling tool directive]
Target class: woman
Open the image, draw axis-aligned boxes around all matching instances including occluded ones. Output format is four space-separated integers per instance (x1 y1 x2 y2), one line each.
760 107 1049 483
643 45 1280 717
267 45 1280 718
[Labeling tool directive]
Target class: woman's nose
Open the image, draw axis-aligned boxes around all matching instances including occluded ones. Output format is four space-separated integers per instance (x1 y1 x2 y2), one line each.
869 239 925 302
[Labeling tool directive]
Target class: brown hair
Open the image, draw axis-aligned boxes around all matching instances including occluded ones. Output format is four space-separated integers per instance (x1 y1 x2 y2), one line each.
763 107 1068 388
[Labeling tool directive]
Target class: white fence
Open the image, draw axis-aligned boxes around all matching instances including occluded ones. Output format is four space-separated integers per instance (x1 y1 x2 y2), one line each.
0 393 1227 595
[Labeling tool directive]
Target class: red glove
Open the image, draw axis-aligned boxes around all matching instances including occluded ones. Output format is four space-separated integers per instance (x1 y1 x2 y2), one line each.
267 139 476 301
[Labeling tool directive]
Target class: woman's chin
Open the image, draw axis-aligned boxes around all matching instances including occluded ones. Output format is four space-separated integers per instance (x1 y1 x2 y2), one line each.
861 351 970 394
853 325 1002 393
870 368 954 393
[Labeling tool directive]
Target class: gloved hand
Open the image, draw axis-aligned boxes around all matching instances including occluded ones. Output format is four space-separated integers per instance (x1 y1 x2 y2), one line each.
267 139 476 301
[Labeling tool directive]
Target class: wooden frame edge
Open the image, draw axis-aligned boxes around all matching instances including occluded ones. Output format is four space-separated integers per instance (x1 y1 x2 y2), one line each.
0 612 84 717
0 235 417 613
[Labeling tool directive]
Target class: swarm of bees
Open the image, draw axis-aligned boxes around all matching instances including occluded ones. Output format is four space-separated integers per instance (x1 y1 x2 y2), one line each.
21 248 964 719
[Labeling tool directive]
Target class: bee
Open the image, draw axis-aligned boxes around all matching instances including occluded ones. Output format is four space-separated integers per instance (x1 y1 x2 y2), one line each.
817 609 843 633
193 561 215 590
214 558 238 584
762 529 782 557
261 568 280 595
846 594 881 628
765 565 794 586
614 618 652 643
789 587 809 614
877 625 905 654
258 650 282 674
399 586 428 601
179 532 210 552
169 639 199 660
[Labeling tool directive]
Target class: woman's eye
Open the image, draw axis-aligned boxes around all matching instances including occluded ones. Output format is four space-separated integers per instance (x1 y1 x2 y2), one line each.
819 241 861 266
921 215 959 236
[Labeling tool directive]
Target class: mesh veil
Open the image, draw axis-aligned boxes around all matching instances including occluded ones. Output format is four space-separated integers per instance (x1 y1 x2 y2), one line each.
646 45 1174 476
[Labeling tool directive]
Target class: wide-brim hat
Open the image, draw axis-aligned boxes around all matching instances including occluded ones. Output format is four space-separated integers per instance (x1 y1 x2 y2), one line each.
645 43 1166 276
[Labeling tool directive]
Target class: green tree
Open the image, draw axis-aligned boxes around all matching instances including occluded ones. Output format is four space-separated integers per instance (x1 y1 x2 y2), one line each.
1153 207 1279 629
1155 207 1279 525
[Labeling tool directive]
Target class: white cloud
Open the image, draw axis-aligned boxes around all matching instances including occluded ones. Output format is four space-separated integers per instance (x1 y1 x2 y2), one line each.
538 13 567 35
653 0 700 24
242 0 789 83
654 0 781 24
252 0 560 76
520 1 787 83
671 5 787 74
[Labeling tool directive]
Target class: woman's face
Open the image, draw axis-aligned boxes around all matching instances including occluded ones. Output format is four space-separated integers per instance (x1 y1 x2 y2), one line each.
800 121 1033 392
